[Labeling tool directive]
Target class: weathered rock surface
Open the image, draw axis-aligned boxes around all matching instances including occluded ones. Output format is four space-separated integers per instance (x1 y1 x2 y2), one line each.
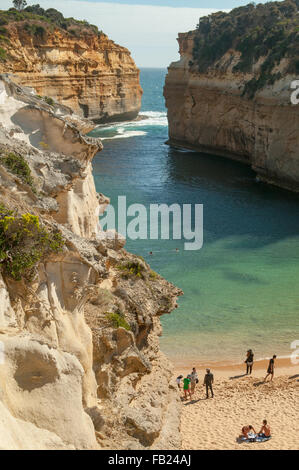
0 22 142 123
0 75 182 450
164 26 299 192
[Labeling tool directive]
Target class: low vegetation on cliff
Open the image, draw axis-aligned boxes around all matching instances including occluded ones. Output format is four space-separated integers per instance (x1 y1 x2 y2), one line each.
191 0 299 97
0 151 35 190
0 3 105 49
0 204 64 280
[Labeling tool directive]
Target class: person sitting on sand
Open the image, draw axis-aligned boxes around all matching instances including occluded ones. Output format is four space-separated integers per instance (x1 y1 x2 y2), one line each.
183 375 192 400
240 425 256 439
258 420 271 438
176 375 183 389
245 349 254 375
264 355 277 382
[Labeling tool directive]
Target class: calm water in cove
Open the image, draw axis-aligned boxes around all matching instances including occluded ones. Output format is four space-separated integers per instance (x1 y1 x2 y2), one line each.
90 68 299 365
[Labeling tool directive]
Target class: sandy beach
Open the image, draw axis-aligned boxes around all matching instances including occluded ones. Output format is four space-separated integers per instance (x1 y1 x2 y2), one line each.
174 359 299 450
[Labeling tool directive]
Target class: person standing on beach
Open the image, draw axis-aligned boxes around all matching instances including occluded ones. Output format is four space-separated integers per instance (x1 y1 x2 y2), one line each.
176 375 183 389
183 375 192 400
264 355 277 382
190 367 198 395
203 369 214 398
245 349 254 375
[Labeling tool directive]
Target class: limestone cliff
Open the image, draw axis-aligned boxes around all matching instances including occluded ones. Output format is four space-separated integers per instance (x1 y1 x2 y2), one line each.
0 75 182 450
0 7 142 123
164 1 299 192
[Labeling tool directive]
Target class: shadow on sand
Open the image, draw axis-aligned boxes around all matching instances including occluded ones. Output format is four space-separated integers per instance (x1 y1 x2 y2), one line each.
253 381 265 387
183 399 206 406
229 374 247 380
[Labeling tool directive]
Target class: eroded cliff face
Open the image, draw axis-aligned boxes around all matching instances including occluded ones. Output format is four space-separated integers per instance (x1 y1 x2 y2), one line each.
0 76 182 450
0 23 142 123
164 32 299 192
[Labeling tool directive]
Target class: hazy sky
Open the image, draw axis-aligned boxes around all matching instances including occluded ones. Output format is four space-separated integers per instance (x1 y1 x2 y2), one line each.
2 0 272 67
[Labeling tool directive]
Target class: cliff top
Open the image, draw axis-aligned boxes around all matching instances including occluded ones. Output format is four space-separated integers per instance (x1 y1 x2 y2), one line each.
0 4 107 47
187 0 299 97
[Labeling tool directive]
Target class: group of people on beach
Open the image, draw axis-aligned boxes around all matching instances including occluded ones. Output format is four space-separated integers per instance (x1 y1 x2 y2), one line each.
245 350 277 382
176 367 214 400
177 352 277 402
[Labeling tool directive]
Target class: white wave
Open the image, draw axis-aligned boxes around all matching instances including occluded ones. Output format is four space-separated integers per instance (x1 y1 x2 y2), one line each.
100 129 147 141
138 110 168 127
92 110 168 140
95 111 167 131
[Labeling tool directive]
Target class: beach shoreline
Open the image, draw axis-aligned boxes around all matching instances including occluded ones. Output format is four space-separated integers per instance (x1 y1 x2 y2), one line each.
173 357 297 376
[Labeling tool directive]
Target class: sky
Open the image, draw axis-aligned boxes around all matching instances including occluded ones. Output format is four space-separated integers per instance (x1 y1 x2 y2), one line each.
1 0 273 67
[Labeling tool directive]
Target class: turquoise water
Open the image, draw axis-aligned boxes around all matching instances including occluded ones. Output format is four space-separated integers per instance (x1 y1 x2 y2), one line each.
90 68 299 365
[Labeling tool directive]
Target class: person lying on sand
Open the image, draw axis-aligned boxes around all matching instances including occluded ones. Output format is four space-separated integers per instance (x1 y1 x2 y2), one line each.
240 425 256 439
258 420 271 438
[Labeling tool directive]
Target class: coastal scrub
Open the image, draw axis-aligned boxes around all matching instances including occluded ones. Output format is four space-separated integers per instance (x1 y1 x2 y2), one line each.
0 152 35 190
0 204 64 280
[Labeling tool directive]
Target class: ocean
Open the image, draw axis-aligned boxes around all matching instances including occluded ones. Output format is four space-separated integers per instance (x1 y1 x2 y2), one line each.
90 68 299 366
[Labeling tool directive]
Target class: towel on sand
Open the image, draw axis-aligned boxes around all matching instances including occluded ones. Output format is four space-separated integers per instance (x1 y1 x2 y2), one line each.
237 436 271 443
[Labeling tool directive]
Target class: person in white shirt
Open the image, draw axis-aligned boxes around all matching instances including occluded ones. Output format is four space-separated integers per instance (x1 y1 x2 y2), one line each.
190 367 198 395
176 375 183 389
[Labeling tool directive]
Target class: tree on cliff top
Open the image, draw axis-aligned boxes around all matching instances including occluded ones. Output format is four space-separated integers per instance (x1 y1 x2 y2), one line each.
12 0 27 11
192 0 299 96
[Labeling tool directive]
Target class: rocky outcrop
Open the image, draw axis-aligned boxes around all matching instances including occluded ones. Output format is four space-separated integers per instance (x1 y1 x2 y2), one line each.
0 75 182 450
0 15 142 123
164 2 299 192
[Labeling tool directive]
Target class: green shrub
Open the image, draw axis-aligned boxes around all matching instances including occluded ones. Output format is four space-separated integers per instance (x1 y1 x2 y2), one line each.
149 270 158 280
44 96 54 106
0 26 8 36
0 205 64 280
33 25 46 38
0 46 6 60
191 0 299 96
105 312 131 331
0 35 9 44
39 141 49 150
23 22 47 39
0 6 100 36
1 152 34 190
116 260 146 279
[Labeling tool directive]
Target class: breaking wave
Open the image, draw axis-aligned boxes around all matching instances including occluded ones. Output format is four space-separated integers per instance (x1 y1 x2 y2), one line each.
91 111 168 140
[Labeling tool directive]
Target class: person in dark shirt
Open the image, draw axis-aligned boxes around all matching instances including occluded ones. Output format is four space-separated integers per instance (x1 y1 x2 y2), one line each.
264 355 277 382
245 349 254 375
203 369 214 398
